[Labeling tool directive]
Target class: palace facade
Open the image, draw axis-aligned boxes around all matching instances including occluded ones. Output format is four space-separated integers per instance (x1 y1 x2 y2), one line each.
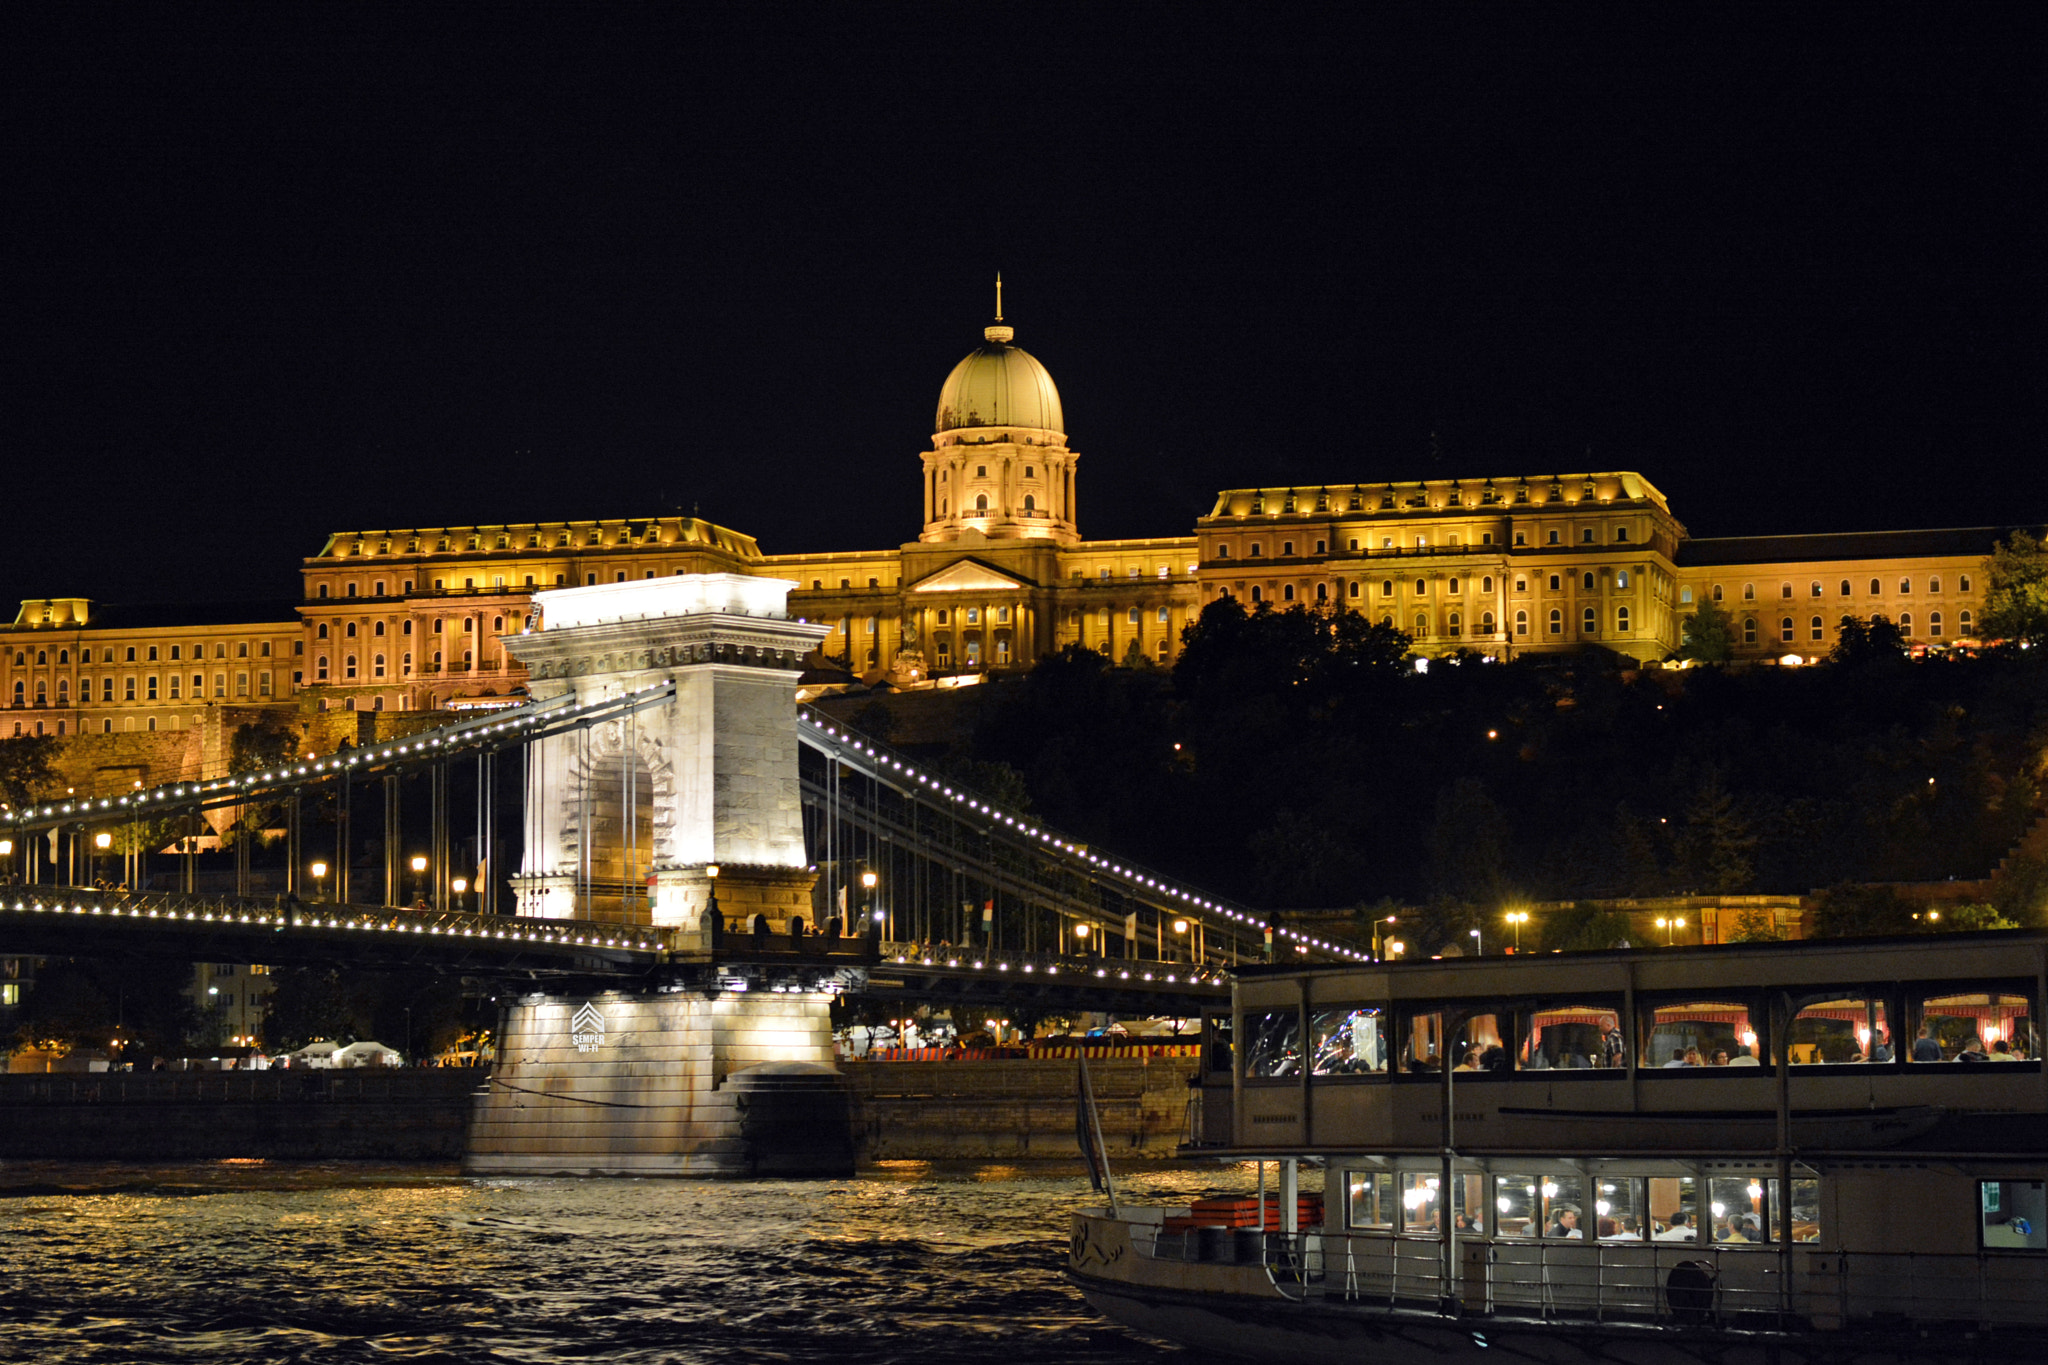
1 312 2026 743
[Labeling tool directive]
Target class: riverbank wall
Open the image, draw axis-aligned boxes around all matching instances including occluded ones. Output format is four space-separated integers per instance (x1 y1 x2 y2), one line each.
0 1057 1202 1163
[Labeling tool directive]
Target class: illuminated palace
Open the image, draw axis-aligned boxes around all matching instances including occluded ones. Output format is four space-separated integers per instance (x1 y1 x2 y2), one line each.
0 311 2021 741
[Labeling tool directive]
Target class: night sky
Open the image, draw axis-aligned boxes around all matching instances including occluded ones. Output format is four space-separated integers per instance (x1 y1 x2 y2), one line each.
9 7 2044 608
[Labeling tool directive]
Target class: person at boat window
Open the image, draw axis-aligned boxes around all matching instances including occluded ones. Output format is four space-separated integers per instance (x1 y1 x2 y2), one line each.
1911 1021 1944 1062
1990 1038 2019 1062
1957 1035 1989 1063
1727 1049 1760 1066
1654 1211 1696 1241
1454 1049 1482 1072
1663 1046 1703 1068
1709 1050 1730 1066
1546 1206 1583 1239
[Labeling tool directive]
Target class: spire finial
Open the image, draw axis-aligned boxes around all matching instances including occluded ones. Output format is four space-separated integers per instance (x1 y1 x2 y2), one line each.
995 271 1004 322
983 273 1014 344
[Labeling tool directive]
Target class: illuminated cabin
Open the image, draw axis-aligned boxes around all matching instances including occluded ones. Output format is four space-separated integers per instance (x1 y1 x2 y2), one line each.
1070 931 2048 1363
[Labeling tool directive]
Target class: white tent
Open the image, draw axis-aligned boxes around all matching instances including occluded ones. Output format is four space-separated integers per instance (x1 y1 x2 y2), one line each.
333 1040 403 1068
288 1040 341 1069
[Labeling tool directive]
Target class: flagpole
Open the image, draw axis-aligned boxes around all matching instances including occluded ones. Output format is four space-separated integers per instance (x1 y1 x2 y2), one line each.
1079 1053 1120 1217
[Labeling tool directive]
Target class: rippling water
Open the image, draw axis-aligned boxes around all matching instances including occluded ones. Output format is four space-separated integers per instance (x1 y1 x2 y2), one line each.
0 1161 1264 1364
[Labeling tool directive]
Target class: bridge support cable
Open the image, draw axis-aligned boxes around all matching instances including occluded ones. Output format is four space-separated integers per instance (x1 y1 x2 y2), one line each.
796 708 1368 966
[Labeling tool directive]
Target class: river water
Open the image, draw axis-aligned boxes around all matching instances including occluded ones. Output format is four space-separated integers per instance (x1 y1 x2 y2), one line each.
0 1160 1267 1364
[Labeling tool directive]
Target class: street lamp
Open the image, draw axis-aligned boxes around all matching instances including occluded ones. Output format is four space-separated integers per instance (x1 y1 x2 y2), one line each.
310 860 329 902
409 855 428 906
451 876 469 911
1505 909 1529 951
1468 927 1483 956
1075 922 1092 955
861 869 880 939
1172 917 1189 962
1372 915 1398 961
1386 939 1406 957
1655 915 1686 946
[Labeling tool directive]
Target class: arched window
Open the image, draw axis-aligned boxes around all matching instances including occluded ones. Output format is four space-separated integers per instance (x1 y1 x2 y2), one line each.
1250 586 1263 603
1810 581 1822 597
317 623 329 640
1448 578 1461 594
1381 580 1393 597
1380 615 1393 628
1616 606 1631 632
1899 612 1913 633
1514 610 1527 637
1711 584 1723 602
1810 616 1824 641
373 654 387 678
1250 543 1263 558
463 617 474 633
1415 613 1429 636
1315 583 1328 602
1413 578 1427 595
1743 583 1755 600
1839 580 1851 596
1899 578 1912 594
318 585 329 599
345 655 358 679
975 494 988 511
1961 609 1974 633
373 621 385 637
55 679 67 703
1929 612 1943 637
1547 609 1562 635
1482 576 1493 593
36 650 47 665
1780 617 1794 642
57 649 68 664
1448 612 1462 636
1023 494 1035 511
1615 526 1629 542
1282 584 1296 602
1616 570 1630 588
345 622 357 638
1582 606 1597 634
9 681 20 703
1780 582 1792 599
1348 581 1361 599
1582 572 1596 592
1961 574 1972 592
1929 576 1942 593
316 657 329 681
493 615 504 631
1743 618 1757 644
1869 578 1881 595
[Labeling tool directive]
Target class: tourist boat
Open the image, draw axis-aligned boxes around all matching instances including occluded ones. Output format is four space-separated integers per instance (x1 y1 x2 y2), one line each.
1068 930 2048 1363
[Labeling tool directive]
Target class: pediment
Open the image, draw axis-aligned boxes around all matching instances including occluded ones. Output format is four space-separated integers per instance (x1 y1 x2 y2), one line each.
908 558 1030 594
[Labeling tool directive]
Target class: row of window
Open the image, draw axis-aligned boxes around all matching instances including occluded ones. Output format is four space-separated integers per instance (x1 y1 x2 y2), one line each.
7 641 279 667
12 673 276 704
1214 523 1641 559
12 715 228 736
1243 985 2036 1079
1345 1169 1817 1245
1241 479 1616 515
1692 575 1973 605
342 525 737 556
311 653 494 681
1732 611 1972 645
313 563 724 599
310 615 510 641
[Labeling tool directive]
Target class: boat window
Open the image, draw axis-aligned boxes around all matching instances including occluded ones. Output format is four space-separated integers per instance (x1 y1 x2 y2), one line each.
1494 1174 1541 1238
1981 1180 2047 1251
1641 999 1762 1069
1593 1177 1647 1240
1912 988 2037 1062
1346 1172 1393 1229
1647 1176 1700 1241
1310 1007 1387 1074
1398 1172 1484 1235
1707 1177 1771 1245
1520 1004 1625 1070
1447 1009 1511 1074
1204 1014 1234 1075
1788 994 1891 1064
1398 1011 1444 1073
1243 1010 1302 1078
1541 1175 1590 1239
1780 1178 1821 1243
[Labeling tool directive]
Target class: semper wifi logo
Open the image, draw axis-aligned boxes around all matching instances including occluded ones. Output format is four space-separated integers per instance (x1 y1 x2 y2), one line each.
571 1002 606 1053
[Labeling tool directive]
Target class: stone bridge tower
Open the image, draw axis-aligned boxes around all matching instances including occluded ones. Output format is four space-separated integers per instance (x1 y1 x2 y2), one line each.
504 573 829 929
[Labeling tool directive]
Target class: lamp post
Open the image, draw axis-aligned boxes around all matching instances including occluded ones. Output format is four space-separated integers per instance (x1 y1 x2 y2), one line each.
1656 915 1686 946
1372 915 1398 961
451 877 469 912
93 831 111 887
1468 927 1483 956
0 838 12 884
1505 909 1529 952
861 869 880 940
1172 917 1188 962
409 855 428 907
310 860 329 902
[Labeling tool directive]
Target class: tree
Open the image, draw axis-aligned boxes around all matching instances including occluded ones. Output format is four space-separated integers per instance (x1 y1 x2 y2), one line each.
1118 638 1157 671
0 733 60 807
1537 902 1635 952
1830 614 1908 666
1426 777 1512 907
1248 808 1360 906
1724 907 1786 943
1673 777 1756 893
1810 883 1914 938
1674 597 1734 663
1982 529 2048 645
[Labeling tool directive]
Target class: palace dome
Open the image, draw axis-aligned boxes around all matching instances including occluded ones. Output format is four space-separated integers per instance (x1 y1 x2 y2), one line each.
934 324 1064 437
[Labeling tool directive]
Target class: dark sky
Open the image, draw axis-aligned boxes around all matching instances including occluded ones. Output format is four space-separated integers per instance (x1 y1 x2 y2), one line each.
8 6 2044 606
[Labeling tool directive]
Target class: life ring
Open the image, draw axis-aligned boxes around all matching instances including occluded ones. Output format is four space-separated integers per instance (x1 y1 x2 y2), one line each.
1666 1260 1717 1325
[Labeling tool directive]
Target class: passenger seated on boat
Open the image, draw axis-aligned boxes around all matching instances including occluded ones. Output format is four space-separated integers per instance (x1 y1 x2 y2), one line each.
1727 1051 1760 1066
1407 1053 1441 1073
1481 1044 1511 1073
1912 1021 1945 1062
1654 1211 1696 1241
1709 1050 1729 1066
1957 1035 1989 1062
1663 1046 1704 1068
1990 1038 2018 1061
1454 1049 1482 1071
1546 1207 1583 1239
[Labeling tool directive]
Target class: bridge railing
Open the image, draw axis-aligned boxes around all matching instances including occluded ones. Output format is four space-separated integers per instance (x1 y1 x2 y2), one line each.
876 941 1229 988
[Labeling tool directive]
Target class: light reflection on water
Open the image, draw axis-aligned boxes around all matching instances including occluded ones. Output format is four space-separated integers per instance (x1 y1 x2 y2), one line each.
0 1160 1269 1364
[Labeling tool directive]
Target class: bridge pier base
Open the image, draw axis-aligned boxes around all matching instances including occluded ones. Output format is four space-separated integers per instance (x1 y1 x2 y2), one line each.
464 986 854 1178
